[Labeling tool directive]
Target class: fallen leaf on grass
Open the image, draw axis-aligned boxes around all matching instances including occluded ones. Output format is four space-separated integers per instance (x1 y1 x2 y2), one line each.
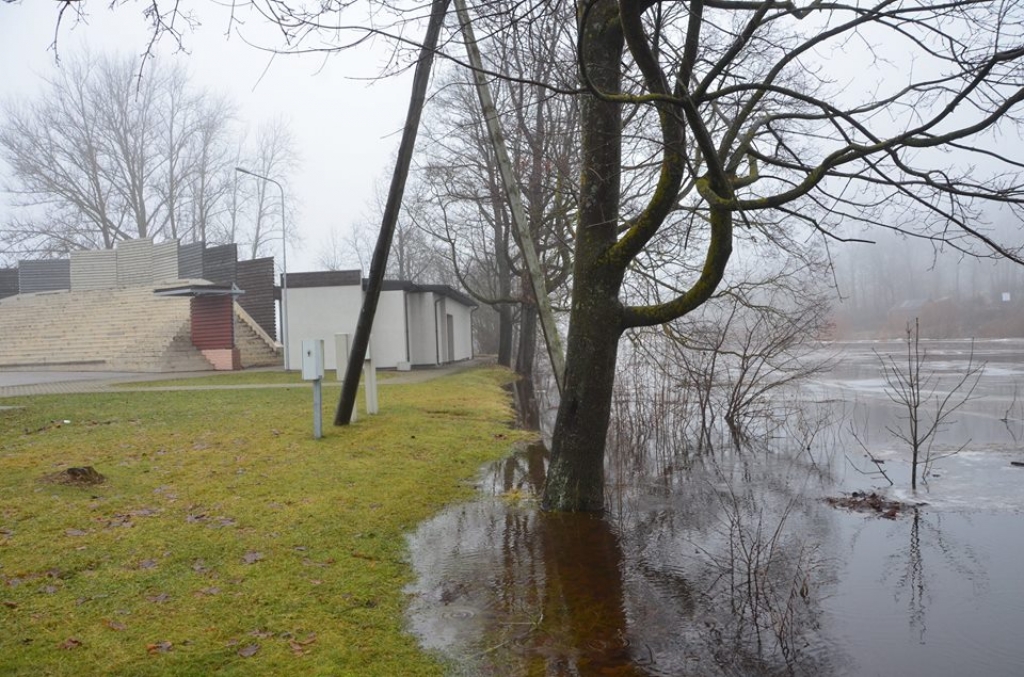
103 619 127 631
59 638 82 650
195 587 220 597
288 633 317 656
65 529 88 537
242 551 264 565
237 644 260 658
191 559 210 574
138 559 158 570
351 552 377 561
104 515 134 529
3 601 17 609
301 557 334 568
152 486 178 500
146 641 172 654
145 592 171 604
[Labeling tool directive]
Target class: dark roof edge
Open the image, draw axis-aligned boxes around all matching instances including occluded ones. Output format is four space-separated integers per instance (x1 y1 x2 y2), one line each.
280 270 476 307
283 270 362 288
359 278 478 308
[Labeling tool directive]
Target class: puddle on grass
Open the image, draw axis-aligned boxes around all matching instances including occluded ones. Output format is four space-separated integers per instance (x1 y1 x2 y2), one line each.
406 341 1024 676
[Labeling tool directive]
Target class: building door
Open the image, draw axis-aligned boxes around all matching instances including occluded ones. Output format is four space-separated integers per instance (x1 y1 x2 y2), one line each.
446 314 455 363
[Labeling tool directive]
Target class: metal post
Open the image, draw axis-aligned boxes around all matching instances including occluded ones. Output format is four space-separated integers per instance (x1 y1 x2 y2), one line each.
312 378 323 439
235 167 289 370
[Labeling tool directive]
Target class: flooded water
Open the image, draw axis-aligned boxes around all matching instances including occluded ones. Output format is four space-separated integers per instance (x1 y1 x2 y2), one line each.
406 340 1024 676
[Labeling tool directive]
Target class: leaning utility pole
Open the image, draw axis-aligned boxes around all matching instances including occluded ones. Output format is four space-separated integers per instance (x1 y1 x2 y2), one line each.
453 0 566 393
334 0 451 425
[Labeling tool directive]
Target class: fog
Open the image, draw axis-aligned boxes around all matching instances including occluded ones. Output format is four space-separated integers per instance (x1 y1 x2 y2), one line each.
0 2 414 270
829 219 1024 339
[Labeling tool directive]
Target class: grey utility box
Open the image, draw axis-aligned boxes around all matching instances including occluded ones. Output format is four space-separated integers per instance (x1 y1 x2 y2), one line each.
301 339 325 381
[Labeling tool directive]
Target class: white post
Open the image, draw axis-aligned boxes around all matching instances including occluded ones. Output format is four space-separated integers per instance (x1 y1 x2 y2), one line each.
336 333 357 421
364 337 379 415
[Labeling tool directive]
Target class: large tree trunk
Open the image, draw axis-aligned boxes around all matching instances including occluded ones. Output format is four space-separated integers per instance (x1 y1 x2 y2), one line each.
516 300 538 377
542 0 624 512
514 300 540 429
497 303 514 367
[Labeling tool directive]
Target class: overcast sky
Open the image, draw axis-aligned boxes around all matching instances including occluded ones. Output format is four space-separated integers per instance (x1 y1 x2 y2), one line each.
0 1 416 271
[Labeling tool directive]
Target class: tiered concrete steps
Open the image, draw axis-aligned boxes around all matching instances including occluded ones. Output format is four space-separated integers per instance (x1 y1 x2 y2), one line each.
0 286 213 372
235 304 282 368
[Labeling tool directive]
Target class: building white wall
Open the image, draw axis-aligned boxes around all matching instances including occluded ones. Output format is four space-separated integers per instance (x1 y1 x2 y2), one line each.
407 292 439 366
284 285 362 370
286 284 475 371
372 289 409 369
448 301 474 361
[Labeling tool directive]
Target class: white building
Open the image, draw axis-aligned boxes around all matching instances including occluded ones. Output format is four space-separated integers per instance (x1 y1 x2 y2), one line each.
282 271 477 371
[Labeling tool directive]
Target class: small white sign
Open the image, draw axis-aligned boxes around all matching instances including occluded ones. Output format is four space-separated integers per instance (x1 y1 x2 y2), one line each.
1002 292 1011 303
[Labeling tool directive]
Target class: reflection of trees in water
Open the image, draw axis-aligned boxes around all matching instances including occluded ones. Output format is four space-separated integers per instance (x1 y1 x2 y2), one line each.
408 439 841 676
884 509 985 646
509 376 541 431
612 447 837 675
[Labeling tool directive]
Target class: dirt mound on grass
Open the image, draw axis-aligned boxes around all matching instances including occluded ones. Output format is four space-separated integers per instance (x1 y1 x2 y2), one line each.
40 466 106 486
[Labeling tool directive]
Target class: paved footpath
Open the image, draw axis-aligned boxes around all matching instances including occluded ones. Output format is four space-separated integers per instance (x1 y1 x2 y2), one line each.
0 359 491 401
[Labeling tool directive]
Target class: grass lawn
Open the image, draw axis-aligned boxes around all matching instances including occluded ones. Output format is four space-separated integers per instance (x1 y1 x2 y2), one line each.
122 369 400 388
0 366 530 676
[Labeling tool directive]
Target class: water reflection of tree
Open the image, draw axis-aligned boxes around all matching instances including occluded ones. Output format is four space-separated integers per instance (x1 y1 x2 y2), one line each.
613 451 838 675
480 443 643 675
409 440 842 676
885 509 983 646
904 508 926 642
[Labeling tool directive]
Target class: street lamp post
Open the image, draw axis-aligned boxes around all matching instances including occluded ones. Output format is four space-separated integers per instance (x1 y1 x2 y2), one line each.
235 167 290 370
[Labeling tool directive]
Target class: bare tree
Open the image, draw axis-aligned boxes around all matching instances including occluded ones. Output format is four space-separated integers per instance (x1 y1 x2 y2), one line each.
236 118 298 260
0 53 234 255
416 0 578 379
326 174 450 282
538 1 1024 511
316 225 357 271
877 319 984 490
1 51 298 260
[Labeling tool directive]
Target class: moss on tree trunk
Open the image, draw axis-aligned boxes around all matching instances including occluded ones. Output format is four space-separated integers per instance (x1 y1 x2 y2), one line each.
542 0 624 512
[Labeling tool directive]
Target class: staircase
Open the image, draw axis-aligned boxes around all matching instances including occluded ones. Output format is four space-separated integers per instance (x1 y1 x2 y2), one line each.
0 286 214 372
234 304 282 368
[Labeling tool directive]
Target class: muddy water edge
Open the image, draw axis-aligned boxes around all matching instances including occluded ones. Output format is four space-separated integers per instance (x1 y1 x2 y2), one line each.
406 340 1024 676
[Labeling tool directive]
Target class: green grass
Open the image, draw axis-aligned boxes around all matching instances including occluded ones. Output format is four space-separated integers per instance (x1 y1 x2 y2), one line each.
124 369 399 388
0 366 530 676
121 369 309 387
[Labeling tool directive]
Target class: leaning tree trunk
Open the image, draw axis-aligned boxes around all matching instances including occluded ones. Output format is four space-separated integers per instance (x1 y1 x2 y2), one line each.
454 0 566 393
542 0 624 512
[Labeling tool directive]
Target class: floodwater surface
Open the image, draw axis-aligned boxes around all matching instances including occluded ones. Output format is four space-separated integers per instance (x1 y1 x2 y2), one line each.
406 340 1024 676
